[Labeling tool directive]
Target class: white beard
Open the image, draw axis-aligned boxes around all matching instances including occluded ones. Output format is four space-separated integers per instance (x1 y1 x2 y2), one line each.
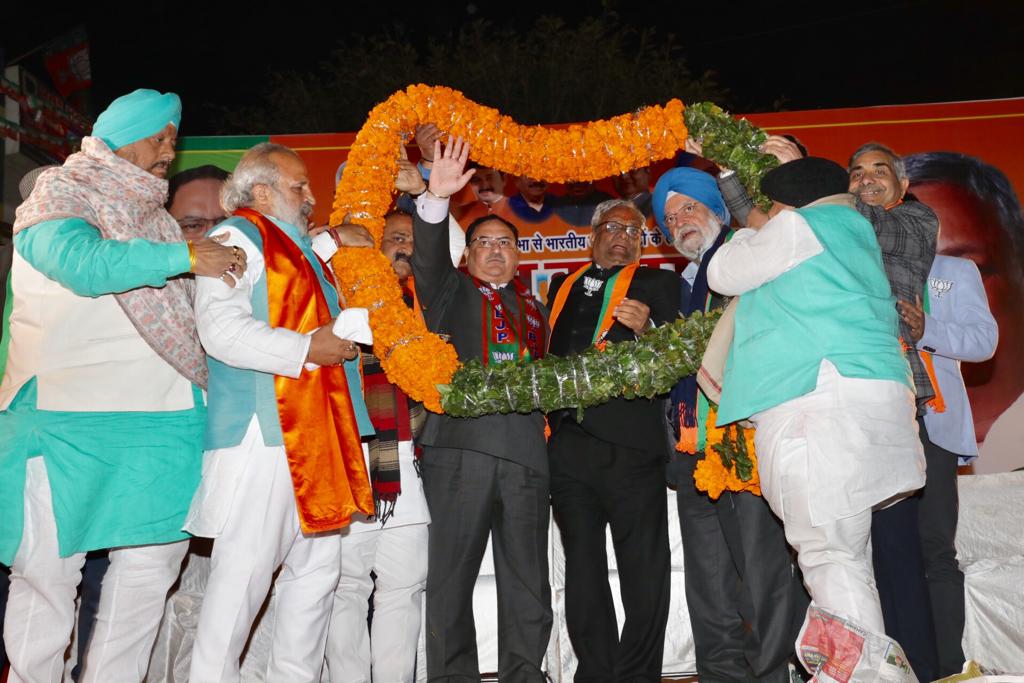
672 217 722 261
270 191 311 234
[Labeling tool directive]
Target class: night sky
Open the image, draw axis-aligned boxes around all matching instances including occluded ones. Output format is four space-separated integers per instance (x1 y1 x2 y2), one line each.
4 0 1022 135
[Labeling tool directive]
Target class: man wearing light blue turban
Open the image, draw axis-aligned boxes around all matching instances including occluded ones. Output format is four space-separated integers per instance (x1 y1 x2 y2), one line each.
1 89 241 682
91 88 182 153
657 165 809 682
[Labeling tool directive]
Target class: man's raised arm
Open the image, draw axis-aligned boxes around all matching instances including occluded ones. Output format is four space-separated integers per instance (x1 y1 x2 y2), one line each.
411 136 475 310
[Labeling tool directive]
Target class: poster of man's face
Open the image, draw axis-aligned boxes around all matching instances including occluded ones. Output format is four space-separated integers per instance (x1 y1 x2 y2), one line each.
906 152 1024 472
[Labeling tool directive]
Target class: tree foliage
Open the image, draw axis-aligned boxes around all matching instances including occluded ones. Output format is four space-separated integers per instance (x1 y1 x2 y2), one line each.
213 15 730 134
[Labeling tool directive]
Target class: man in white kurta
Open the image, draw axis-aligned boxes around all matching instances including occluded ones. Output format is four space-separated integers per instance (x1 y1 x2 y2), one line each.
1 89 243 683
185 142 374 682
707 157 925 681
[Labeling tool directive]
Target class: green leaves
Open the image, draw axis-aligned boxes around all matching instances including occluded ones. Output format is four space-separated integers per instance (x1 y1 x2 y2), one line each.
683 102 778 211
438 309 722 418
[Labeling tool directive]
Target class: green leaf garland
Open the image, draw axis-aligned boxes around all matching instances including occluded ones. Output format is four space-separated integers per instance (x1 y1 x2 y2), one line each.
438 310 722 418
683 102 778 211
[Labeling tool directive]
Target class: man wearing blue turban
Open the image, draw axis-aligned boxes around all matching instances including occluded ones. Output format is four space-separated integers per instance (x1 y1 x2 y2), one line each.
656 166 809 682
1 89 241 682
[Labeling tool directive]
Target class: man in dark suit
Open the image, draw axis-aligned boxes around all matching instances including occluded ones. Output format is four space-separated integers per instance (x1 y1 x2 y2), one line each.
411 136 552 682
546 199 679 681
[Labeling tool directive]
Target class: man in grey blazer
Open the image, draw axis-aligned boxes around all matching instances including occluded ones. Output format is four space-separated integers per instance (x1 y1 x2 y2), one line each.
899 253 997 676
411 136 552 682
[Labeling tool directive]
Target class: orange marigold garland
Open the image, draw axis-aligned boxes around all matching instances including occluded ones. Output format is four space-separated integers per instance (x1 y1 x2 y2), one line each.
692 406 761 499
329 84 690 412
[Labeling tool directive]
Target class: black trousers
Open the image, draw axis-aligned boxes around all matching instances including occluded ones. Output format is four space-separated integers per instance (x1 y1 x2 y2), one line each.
918 425 966 676
421 447 552 682
550 421 670 683
672 454 807 683
872 418 944 683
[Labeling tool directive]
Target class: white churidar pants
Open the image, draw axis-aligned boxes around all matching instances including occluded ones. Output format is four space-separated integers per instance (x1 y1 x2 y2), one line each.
751 360 922 637
767 439 885 633
4 456 187 683
326 521 428 682
187 435 342 683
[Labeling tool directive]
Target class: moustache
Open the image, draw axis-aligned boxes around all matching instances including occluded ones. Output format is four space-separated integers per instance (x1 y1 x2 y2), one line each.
300 202 314 218
393 252 412 264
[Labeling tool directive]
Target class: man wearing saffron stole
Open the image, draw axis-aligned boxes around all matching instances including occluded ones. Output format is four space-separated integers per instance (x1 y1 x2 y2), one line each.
412 137 553 682
185 142 375 681
655 165 807 682
544 199 679 681
707 158 925 681
0 89 241 682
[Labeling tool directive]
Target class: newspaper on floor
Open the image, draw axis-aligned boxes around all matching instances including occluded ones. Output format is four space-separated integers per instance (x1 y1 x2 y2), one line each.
796 605 918 683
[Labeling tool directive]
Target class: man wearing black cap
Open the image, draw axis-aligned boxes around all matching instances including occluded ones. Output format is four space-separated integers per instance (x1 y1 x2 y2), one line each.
707 158 925 680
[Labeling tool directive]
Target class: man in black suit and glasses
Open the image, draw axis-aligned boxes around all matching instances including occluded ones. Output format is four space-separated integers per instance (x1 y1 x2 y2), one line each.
411 136 552 682
546 198 680 682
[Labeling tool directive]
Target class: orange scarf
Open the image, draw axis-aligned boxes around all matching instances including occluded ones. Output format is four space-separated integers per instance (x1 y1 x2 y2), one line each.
548 262 638 350
235 208 373 532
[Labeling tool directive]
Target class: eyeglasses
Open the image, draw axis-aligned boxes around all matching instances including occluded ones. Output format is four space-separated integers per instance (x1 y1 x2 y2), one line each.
469 236 516 250
663 202 703 227
596 221 643 238
177 216 227 235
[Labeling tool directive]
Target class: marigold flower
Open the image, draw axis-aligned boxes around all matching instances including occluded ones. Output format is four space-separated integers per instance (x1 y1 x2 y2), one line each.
328 84 689 412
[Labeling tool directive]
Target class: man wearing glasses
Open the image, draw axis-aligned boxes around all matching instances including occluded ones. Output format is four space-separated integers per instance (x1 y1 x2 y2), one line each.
167 165 230 240
411 137 553 681
655 165 808 683
545 199 679 681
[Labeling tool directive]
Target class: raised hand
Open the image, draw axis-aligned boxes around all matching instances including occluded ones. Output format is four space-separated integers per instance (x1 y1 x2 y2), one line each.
415 123 442 162
396 144 427 195
427 136 475 199
761 135 803 165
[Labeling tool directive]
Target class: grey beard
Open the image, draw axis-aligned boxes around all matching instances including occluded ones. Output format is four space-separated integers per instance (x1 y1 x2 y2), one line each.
673 221 722 262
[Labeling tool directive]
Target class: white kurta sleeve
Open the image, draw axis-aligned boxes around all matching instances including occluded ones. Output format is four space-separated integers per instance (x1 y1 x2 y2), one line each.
194 226 311 378
706 210 824 296
311 231 338 262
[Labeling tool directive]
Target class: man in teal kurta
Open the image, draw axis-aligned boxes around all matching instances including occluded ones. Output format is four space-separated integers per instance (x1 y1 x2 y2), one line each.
0 89 242 683
706 157 925 681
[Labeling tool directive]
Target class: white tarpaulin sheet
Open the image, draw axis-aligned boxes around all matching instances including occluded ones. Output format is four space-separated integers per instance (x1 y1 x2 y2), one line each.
147 473 1024 680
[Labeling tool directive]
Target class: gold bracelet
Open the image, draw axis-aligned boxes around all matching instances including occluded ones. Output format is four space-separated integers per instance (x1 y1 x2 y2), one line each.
187 241 197 273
